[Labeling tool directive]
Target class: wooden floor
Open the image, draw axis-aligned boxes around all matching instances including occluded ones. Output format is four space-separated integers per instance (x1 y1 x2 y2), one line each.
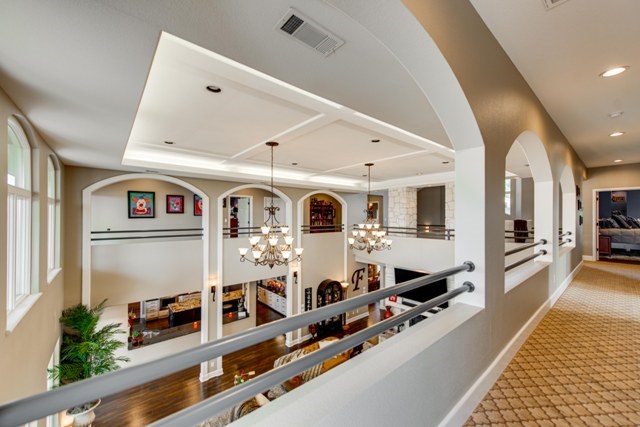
255 300 285 326
93 304 381 426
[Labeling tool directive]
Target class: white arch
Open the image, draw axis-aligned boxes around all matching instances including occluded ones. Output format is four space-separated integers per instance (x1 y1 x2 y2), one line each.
81 173 210 377
216 183 294 349
559 165 577 249
510 131 554 262
296 190 349 326
326 0 485 306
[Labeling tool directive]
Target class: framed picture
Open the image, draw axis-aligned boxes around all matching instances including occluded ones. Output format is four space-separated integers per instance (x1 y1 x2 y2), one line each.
194 194 203 216
166 195 184 214
128 191 155 218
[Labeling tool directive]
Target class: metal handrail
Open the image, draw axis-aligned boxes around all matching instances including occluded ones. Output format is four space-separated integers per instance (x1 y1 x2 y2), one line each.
0 262 475 426
505 239 547 257
505 250 547 272
559 231 572 238
559 239 572 247
151 282 475 427
504 230 535 234
301 224 345 233
362 225 455 240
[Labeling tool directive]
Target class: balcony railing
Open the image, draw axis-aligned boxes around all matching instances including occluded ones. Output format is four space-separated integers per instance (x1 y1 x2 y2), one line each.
559 231 572 247
0 262 475 427
505 239 548 272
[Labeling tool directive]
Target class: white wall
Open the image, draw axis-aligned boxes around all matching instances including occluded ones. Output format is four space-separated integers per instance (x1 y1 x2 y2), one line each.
92 179 201 230
91 239 203 306
300 232 346 310
0 88 65 404
355 236 454 274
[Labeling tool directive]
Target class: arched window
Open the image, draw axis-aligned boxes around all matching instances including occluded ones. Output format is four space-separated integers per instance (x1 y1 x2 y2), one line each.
6 118 32 312
47 155 61 273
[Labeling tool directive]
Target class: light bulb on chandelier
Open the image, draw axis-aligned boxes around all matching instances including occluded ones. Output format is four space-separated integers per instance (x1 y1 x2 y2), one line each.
239 141 303 268
348 163 392 254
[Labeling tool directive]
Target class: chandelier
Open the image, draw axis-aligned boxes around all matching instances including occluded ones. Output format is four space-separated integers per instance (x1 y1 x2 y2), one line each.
348 163 392 254
239 141 303 268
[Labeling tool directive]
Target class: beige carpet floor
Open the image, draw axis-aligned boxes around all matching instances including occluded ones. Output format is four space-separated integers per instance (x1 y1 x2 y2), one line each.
465 261 640 427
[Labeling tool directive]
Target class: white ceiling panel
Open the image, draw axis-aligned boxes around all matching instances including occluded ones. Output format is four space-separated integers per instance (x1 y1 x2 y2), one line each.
246 120 422 172
338 152 454 181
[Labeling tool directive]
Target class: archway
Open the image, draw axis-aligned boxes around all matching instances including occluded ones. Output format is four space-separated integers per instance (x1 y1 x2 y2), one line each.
216 183 295 348
326 0 485 307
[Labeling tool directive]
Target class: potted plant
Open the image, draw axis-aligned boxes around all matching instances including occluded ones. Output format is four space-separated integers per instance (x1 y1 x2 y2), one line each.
49 299 129 426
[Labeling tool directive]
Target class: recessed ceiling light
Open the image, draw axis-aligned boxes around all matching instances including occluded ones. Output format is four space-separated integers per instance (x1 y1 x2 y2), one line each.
416 172 424 176
206 85 222 93
608 111 624 118
371 139 380 143
613 159 623 163
362 174 367 177
600 66 629 77
442 161 450 164
164 141 175 145
291 162 298 166
524 163 530 167
609 131 625 137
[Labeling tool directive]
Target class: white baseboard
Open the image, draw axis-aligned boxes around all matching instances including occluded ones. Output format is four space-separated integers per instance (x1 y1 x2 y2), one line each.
582 255 595 261
439 261 583 427
200 367 223 382
347 311 369 323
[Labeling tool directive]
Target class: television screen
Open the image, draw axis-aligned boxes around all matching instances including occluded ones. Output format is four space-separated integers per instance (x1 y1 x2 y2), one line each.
395 268 448 308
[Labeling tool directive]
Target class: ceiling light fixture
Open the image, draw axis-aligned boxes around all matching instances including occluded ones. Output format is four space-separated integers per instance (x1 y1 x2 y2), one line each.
613 159 623 163
371 139 380 143
609 131 625 137
600 66 629 77
206 85 222 93
239 142 302 268
164 141 175 145
348 163 392 254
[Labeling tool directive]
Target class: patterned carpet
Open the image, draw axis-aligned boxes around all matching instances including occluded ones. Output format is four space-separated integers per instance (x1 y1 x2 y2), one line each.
465 261 640 427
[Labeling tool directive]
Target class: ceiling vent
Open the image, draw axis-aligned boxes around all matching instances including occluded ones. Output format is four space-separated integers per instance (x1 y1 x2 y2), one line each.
542 0 570 10
276 8 345 57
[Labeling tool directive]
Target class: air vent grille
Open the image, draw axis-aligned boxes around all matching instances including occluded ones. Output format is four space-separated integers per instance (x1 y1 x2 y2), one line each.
542 0 569 10
277 8 345 57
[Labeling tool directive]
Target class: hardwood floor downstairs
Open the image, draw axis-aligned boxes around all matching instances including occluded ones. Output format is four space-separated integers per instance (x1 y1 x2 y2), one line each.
93 304 382 427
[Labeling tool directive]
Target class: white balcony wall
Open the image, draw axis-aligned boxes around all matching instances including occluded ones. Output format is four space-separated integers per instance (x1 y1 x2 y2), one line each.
300 232 346 310
91 239 203 306
353 235 454 273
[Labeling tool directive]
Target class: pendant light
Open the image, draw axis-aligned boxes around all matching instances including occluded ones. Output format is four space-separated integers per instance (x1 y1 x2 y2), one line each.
239 142 303 268
348 163 392 254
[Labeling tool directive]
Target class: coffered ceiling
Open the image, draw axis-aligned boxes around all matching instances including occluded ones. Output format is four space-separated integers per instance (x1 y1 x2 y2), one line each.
0 0 636 192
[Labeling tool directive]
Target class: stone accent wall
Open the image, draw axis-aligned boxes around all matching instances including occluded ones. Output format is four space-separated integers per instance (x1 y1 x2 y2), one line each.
388 187 417 229
445 182 455 230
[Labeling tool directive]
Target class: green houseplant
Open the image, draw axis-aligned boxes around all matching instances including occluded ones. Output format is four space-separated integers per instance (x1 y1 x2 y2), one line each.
49 300 129 425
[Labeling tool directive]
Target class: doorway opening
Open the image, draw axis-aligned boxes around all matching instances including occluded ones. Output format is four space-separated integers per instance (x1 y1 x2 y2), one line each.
596 188 640 264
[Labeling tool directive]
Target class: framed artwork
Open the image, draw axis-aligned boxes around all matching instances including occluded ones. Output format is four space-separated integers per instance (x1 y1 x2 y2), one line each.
194 194 203 216
166 195 184 214
128 191 155 218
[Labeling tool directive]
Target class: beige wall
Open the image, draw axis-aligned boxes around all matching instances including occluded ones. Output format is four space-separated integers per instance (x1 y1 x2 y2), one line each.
582 164 640 257
0 88 65 404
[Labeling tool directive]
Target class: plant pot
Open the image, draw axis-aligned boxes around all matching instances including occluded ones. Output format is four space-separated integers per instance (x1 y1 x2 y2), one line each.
65 399 100 427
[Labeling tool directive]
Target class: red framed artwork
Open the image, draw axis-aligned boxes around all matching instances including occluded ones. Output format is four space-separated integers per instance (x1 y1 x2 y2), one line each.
166 195 184 214
194 194 202 216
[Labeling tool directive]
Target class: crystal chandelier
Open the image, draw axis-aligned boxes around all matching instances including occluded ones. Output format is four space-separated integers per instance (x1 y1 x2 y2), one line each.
239 141 303 268
348 163 392 254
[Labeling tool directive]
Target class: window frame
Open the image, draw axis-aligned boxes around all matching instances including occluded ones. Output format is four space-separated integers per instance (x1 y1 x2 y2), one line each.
47 155 61 276
6 117 33 315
